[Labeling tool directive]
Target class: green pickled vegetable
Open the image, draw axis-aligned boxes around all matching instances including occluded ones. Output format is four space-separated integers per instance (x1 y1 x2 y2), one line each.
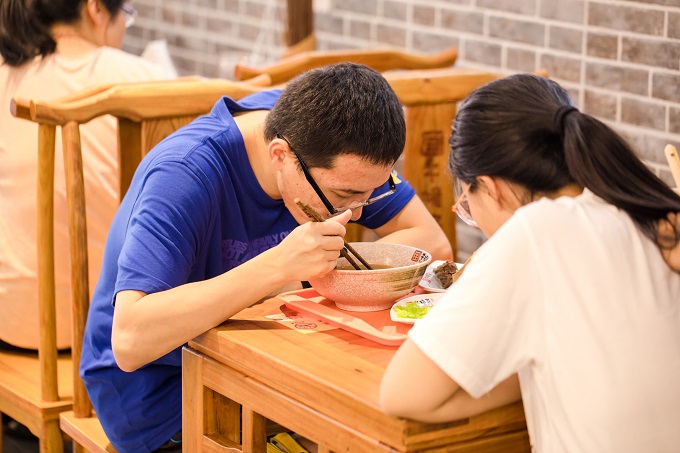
394 302 433 319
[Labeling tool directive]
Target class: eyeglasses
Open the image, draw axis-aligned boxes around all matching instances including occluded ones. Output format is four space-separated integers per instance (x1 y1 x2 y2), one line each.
121 3 138 28
452 179 478 227
277 134 397 218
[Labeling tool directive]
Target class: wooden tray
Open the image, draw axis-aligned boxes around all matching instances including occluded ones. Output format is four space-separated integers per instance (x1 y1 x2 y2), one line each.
277 288 411 346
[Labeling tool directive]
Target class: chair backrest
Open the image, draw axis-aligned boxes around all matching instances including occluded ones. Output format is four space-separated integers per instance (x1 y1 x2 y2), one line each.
233 47 458 85
11 77 268 419
665 144 680 191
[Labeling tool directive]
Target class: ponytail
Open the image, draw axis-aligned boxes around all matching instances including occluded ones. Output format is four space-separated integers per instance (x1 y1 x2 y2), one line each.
0 0 56 67
562 112 680 249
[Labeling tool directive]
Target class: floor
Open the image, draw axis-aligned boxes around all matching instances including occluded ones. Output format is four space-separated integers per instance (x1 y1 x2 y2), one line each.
2 416 71 453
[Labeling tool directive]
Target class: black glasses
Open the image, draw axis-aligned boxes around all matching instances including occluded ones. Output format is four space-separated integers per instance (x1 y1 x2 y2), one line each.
277 134 396 218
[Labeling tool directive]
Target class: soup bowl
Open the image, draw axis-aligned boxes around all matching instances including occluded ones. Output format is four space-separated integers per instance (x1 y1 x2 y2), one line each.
307 242 432 312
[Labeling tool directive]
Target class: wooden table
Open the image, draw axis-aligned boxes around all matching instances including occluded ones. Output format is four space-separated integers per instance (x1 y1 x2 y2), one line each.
183 296 530 452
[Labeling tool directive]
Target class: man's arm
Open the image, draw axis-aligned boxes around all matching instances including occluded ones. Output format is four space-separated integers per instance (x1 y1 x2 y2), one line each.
380 339 521 423
373 196 454 261
112 210 352 372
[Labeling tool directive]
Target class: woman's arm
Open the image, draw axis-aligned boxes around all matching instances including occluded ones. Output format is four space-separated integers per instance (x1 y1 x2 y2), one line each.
380 339 522 423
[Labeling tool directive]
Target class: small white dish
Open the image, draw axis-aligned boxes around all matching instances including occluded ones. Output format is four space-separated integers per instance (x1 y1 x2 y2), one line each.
418 260 464 293
390 293 445 324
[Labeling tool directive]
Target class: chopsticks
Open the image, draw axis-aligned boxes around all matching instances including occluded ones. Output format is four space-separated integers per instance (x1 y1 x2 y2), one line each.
294 198 373 270
665 144 680 190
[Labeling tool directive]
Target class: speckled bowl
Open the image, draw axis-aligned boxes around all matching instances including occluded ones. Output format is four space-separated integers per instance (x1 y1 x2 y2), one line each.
308 242 432 312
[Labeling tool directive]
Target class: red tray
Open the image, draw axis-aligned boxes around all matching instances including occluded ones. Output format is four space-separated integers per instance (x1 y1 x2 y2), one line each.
277 288 411 346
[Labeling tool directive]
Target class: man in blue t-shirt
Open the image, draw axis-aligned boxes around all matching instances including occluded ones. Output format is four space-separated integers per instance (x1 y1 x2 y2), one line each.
80 63 453 452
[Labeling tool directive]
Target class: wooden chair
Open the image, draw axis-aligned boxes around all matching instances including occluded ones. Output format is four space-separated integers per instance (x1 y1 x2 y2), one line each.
665 144 680 192
0 102 73 453
9 77 268 452
233 47 458 85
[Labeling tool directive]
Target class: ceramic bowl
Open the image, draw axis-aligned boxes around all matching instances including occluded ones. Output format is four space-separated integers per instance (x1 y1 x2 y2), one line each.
307 242 432 312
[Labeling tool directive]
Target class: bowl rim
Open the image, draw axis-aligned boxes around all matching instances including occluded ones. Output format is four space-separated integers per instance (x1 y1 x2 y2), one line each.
330 242 432 274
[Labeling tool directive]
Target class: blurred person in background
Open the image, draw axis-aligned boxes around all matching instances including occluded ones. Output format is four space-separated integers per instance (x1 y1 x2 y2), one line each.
0 0 168 353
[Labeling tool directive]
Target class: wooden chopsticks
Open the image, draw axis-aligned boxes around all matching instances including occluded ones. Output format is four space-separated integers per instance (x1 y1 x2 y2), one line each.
294 198 373 270
665 144 680 190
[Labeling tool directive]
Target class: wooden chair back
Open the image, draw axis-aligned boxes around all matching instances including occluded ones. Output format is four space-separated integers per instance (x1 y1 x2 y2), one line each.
10 77 267 452
234 47 458 85
1 101 72 453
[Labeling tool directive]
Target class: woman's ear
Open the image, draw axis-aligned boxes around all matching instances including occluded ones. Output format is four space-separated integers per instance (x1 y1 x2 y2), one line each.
476 176 502 208
477 176 524 212
84 0 106 27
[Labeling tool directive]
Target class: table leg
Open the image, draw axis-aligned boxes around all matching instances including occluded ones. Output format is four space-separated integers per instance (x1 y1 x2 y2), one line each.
183 348 205 452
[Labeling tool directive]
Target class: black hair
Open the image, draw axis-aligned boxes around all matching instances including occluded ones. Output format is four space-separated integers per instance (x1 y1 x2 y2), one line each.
0 0 124 67
264 62 406 169
449 73 680 250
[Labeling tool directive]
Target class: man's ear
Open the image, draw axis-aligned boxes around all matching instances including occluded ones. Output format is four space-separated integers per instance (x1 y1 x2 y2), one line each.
269 136 288 171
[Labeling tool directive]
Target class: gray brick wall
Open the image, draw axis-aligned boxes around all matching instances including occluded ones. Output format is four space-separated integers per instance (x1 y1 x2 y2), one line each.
124 0 680 259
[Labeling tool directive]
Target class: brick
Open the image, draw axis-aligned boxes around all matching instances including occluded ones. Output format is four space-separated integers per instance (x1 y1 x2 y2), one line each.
621 97 666 130
376 24 407 47
413 5 435 26
315 14 344 35
540 0 585 24
622 37 680 70
207 17 234 33
549 26 583 54
238 22 260 41
506 47 537 72
489 16 545 46
540 54 581 82
477 0 536 14
244 2 266 18
585 62 649 96
441 10 484 35
195 0 218 7
181 12 202 28
221 0 239 13
383 1 407 21
584 90 617 120
671 107 680 134
464 40 502 67
412 32 460 54
652 73 680 102
617 129 671 163
349 19 372 40
631 0 680 6
586 32 618 59
588 3 664 36
161 5 179 24
670 13 680 39
335 0 378 16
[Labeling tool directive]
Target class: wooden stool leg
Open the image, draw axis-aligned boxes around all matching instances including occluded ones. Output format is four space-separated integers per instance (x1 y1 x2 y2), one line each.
241 407 267 453
40 419 64 453
74 443 87 453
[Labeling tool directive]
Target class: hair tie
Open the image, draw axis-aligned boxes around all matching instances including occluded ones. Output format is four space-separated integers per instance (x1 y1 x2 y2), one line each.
553 106 578 135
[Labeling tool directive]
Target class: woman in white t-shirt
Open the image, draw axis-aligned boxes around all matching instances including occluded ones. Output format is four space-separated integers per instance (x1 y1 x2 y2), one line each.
380 74 680 453
0 0 167 350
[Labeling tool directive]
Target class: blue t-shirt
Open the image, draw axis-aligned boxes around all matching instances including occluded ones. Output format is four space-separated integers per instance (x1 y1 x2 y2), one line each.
79 90 416 452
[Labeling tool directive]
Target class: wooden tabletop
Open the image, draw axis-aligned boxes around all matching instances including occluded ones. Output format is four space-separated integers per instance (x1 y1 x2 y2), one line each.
188 296 529 451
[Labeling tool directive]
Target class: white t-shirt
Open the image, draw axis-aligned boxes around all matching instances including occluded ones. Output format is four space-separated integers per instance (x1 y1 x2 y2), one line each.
0 46 167 349
410 189 680 453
